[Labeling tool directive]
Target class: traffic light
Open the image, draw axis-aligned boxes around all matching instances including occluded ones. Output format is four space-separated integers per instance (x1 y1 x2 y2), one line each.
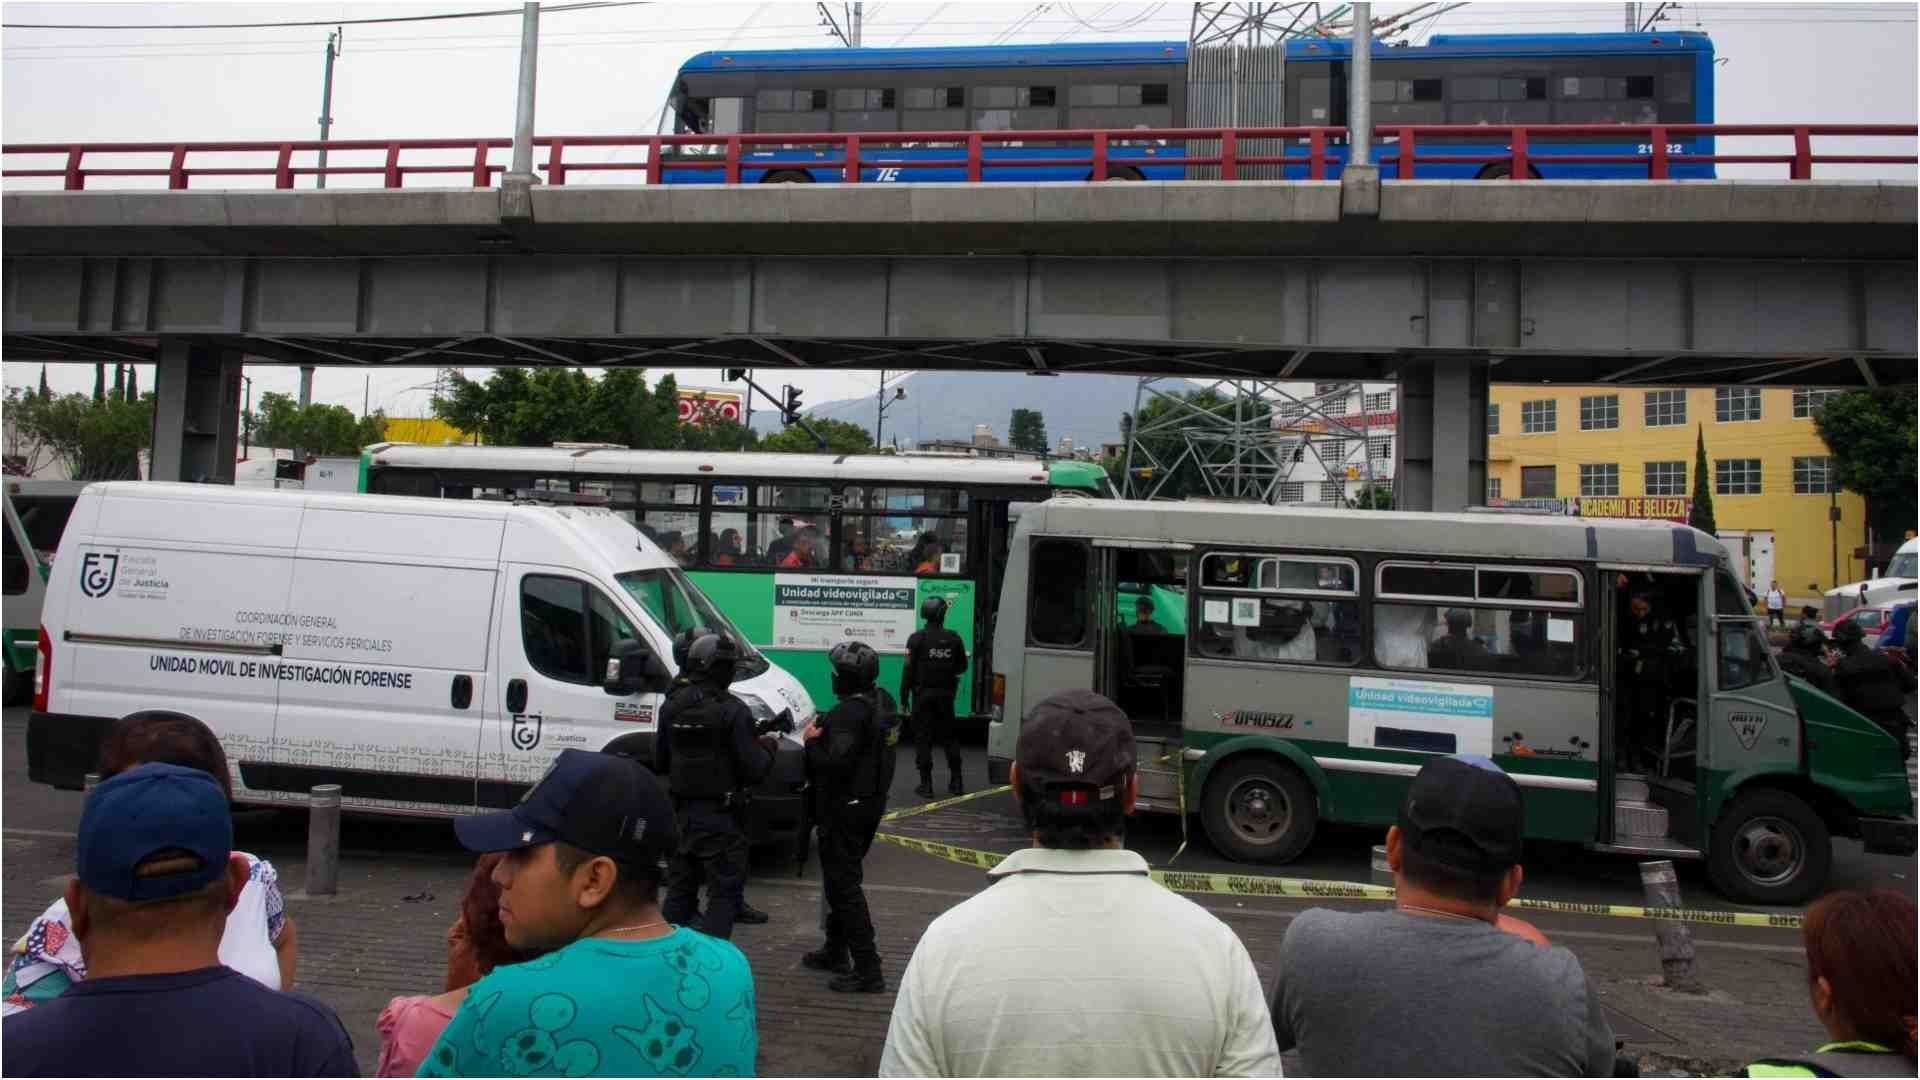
724 368 745 382
783 384 804 423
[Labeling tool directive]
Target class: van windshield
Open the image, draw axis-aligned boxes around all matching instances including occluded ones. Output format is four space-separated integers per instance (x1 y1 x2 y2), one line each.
1887 551 1917 579
616 568 770 678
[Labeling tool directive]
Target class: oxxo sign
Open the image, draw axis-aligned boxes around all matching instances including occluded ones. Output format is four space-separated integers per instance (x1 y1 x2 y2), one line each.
676 389 744 426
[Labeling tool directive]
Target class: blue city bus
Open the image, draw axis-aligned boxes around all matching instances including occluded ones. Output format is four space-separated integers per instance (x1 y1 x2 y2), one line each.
662 32 1715 183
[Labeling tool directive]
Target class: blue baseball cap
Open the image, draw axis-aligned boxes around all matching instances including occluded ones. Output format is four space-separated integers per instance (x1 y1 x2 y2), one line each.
76 762 233 901
454 750 676 866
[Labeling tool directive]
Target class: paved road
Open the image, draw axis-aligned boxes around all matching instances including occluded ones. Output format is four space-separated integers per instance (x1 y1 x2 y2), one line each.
5 707 1913 1076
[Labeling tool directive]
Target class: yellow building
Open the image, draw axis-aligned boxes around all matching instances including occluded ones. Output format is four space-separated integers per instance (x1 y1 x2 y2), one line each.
1487 385 1866 608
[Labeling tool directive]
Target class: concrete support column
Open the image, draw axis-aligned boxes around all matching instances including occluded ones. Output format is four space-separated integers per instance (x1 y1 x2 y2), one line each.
151 340 242 484
1395 356 1489 512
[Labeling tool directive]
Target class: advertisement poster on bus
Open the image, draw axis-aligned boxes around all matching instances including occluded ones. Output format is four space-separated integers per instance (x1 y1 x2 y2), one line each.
1347 676 1495 757
772 574 917 653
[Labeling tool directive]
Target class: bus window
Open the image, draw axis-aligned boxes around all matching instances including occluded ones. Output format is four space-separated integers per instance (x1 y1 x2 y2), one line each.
843 486 968 575
626 481 700 565
755 484 832 569
1196 553 1360 665
1028 539 1088 648
1375 561 1584 678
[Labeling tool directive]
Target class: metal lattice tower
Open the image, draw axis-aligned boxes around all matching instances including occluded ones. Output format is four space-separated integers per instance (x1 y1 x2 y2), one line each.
1118 378 1382 504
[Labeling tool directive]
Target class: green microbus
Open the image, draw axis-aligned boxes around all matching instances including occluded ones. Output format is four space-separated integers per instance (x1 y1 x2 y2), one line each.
990 498 1915 905
2 480 86 707
362 444 1104 721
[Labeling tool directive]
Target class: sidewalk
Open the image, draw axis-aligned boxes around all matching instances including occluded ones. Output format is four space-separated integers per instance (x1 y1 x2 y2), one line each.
4 820 1830 1077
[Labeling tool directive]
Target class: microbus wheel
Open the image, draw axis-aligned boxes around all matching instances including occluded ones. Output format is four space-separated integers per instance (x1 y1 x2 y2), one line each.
1477 163 1543 180
1706 787 1830 905
1097 166 1144 182
761 170 813 184
1200 757 1318 864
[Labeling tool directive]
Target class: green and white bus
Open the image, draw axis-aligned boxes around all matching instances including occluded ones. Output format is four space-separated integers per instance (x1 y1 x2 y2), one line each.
2 480 86 707
361 444 1106 719
990 498 1915 904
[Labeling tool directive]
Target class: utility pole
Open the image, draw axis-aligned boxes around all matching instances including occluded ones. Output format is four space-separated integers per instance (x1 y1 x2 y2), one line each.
852 1 862 46
1348 2 1372 167
1625 3 1638 31
502 3 541 221
315 28 341 189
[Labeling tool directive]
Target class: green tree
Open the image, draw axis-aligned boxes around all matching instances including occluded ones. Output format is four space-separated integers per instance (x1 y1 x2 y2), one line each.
251 392 386 455
1813 388 1917 545
1008 408 1049 454
435 368 762 451
1688 425 1717 535
8 388 152 480
759 417 873 455
1350 482 1395 510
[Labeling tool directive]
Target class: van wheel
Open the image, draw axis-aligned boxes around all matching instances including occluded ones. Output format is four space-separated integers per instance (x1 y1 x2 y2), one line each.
1201 757 1317 864
1707 788 1830 905
1097 166 1144 182
761 170 813 184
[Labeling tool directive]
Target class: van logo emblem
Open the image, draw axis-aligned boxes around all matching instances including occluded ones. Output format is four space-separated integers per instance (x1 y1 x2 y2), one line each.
1727 712 1767 751
79 553 119 598
511 712 543 751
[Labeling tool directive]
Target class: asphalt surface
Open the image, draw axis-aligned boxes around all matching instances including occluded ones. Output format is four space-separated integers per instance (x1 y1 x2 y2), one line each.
5 706 1914 1076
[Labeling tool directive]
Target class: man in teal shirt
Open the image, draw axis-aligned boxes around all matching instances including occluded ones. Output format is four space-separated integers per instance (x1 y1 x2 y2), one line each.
420 750 758 1077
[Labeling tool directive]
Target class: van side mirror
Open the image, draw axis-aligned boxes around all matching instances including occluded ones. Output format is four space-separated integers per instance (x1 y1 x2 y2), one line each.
605 639 669 695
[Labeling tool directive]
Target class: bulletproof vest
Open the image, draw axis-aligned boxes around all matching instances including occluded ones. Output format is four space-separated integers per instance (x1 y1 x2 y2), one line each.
821 690 899 801
1835 649 1909 715
664 684 737 800
911 629 965 692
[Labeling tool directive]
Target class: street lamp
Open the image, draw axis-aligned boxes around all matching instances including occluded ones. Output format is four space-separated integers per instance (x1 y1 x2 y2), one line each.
875 371 907 450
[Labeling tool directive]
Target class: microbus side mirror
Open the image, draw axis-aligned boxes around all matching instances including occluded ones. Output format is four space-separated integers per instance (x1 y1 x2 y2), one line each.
605 640 670 695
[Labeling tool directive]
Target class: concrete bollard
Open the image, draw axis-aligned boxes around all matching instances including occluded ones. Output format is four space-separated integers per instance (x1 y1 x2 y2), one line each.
82 772 101 792
305 784 342 897
1638 859 1704 993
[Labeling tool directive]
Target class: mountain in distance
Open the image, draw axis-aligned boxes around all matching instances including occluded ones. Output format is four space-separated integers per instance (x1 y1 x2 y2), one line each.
749 370 1194 450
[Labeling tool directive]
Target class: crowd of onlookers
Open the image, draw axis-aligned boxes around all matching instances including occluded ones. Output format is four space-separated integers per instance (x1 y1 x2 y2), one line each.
3 705 1915 1078
642 518 954 575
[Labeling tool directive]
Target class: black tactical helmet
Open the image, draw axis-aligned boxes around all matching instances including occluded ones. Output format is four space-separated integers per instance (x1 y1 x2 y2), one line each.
1788 622 1828 653
672 624 713 670
920 595 948 624
829 640 880 695
1832 619 1866 646
685 633 741 682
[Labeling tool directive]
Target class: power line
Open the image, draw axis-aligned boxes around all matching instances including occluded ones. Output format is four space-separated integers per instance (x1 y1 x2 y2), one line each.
1 1 646 31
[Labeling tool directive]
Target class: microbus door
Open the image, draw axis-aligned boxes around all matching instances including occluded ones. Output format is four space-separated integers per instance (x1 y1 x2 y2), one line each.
1019 537 1096 714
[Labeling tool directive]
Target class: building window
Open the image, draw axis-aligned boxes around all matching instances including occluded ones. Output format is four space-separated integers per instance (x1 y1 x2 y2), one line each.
1521 465 1556 498
1793 387 1840 419
1644 389 1686 427
1487 402 1500 435
1368 436 1393 462
1317 438 1346 464
1579 463 1620 496
1579 394 1619 431
1715 387 1762 423
1644 460 1686 496
1487 477 1503 500
1715 458 1762 495
1521 399 1556 434
1279 481 1305 502
1793 456 1837 494
1364 390 1394 413
1276 401 1306 422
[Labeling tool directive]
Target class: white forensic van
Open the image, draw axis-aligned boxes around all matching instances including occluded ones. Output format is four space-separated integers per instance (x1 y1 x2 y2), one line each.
28 482 815 838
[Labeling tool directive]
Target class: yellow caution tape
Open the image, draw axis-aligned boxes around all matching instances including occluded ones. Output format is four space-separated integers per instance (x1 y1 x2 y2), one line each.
875 830 1803 931
879 783 1013 823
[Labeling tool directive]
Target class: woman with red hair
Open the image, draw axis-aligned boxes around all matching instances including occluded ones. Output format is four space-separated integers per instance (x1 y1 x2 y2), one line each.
1745 888 1916 1077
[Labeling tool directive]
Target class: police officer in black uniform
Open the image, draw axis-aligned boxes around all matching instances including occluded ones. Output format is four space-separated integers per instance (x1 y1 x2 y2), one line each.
665 625 771 927
903 596 968 798
1776 623 1837 694
655 634 774 940
1832 620 1917 760
800 640 899 993
1618 591 1685 770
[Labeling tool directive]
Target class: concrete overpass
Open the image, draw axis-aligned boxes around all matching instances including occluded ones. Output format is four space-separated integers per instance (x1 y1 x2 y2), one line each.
5 179 1914 507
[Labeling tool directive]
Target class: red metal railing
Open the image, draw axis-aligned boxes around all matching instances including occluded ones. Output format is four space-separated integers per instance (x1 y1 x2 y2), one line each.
2 124 1912 191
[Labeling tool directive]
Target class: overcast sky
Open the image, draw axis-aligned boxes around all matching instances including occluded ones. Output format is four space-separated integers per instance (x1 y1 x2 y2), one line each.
4 1 1915 417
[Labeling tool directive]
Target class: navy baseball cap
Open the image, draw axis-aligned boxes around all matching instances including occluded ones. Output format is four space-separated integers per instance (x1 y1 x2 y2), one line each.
1399 754 1525 873
76 762 233 902
455 750 676 866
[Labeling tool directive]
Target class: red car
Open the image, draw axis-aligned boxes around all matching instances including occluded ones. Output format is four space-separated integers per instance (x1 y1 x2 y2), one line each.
1820 605 1895 647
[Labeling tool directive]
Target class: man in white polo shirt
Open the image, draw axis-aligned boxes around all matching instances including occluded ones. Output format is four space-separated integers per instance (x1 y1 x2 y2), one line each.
878 689 1281 1078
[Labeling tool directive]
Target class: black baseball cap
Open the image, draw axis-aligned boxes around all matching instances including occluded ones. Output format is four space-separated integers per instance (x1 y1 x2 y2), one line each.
1015 689 1136 805
1399 754 1525 873
455 750 676 866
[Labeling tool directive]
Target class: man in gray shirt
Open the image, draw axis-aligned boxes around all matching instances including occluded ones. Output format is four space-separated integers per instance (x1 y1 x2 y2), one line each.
1271 754 1616 1077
